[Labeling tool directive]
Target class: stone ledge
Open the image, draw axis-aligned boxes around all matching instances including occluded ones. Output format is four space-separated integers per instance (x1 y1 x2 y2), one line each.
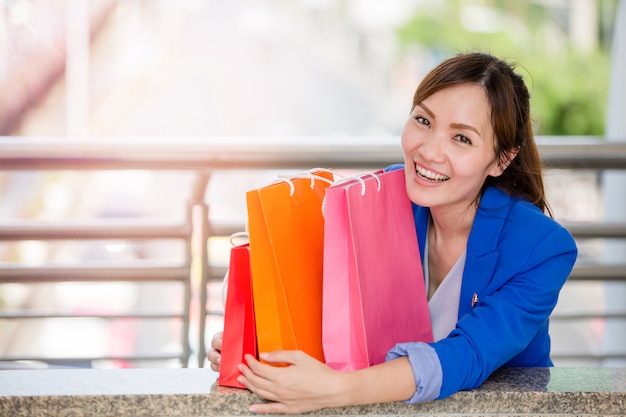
1 367 625 416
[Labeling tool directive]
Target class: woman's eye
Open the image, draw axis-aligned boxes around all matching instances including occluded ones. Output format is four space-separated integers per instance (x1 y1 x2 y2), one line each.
415 116 430 126
454 134 472 145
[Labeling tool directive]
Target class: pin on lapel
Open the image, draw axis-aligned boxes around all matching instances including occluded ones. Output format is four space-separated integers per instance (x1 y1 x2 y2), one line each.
471 293 479 308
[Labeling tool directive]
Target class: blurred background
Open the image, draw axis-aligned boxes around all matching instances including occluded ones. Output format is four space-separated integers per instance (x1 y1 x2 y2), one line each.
1 0 616 138
0 0 623 373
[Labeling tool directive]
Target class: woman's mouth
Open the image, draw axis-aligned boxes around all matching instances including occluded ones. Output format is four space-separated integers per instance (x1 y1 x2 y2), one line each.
415 164 450 182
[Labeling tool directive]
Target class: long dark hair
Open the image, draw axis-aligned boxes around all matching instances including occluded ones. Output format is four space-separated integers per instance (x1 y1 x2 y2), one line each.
411 52 550 215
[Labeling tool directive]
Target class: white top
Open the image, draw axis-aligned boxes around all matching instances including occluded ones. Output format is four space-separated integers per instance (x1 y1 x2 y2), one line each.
423 236 466 342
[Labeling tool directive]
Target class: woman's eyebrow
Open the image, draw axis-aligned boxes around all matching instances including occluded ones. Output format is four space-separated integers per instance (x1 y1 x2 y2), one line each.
416 102 435 119
450 123 481 137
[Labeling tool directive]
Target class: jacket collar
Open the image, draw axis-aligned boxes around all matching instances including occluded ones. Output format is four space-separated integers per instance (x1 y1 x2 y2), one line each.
413 187 511 256
413 187 513 317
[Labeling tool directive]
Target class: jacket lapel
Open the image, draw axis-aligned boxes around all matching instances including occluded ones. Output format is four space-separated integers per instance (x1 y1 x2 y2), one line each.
411 187 512 319
458 187 511 318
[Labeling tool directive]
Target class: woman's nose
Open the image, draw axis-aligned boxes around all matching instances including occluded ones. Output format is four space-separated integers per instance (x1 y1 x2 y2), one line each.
419 133 445 163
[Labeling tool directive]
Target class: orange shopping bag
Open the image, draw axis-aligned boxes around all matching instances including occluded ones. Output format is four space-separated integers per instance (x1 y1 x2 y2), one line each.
246 170 333 363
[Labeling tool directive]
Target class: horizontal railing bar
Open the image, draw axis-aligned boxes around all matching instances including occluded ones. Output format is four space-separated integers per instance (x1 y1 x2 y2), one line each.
568 264 626 281
3 351 625 364
0 220 191 240
0 353 186 363
209 220 245 237
206 264 626 283
2 223 618 239
1 137 625 171
0 137 401 170
2 221 624 242
564 223 626 239
0 263 190 283
209 264 626 286
210 221 626 240
552 353 626 361
205 265 626 283
551 312 626 320
0 311 184 320
538 138 626 169
207 259 626 283
1 249 622 285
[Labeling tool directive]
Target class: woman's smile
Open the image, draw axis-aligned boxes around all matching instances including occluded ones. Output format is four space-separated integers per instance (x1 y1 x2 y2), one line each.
414 162 450 183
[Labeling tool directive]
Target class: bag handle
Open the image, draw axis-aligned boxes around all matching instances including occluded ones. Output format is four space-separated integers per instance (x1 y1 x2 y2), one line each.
273 168 337 196
229 231 249 246
321 171 383 217
332 171 382 196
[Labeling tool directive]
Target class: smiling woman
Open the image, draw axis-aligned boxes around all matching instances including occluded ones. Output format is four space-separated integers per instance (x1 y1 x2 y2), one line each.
402 84 503 213
207 52 578 415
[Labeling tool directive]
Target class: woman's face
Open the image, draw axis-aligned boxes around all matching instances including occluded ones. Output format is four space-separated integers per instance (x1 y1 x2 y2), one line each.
401 83 504 213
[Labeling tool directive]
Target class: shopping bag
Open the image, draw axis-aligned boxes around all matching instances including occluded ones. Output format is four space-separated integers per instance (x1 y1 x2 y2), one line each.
246 170 333 363
322 168 433 371
218 242 256 388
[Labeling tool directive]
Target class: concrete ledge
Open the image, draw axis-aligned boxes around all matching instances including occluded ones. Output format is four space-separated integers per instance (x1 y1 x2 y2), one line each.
1 367 625 416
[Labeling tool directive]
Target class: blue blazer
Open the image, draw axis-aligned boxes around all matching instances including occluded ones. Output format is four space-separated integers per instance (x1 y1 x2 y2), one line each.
412 186 577 399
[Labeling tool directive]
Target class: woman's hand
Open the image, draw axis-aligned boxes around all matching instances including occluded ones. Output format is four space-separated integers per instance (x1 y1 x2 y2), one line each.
237 351 349 414
207 331 223 372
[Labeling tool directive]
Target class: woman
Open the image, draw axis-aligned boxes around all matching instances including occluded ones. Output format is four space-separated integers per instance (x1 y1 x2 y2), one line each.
208 52 578 414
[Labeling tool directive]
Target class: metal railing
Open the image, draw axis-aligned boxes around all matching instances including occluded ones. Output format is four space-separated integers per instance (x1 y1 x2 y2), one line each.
1 136 625 367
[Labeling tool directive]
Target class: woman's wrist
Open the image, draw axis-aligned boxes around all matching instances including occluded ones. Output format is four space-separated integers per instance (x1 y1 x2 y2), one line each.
328 369 361 408
341 358 417 407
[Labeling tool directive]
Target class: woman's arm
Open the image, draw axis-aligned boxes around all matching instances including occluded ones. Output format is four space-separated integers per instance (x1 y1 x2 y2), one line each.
238 351 417 414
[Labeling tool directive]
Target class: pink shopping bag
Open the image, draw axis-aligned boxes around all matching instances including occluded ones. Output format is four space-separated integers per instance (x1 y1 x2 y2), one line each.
322 168 433 371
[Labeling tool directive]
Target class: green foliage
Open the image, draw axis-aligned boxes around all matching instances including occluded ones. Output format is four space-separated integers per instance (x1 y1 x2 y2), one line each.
396 10 522 57
395 5 611 135
526 52 609 135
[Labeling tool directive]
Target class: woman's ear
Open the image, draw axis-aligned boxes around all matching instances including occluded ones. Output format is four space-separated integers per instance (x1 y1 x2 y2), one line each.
489 147 520 177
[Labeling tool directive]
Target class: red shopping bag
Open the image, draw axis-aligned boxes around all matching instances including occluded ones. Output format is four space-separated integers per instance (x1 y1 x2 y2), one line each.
218 243 257 388
322 169 433 371
246 171 333 363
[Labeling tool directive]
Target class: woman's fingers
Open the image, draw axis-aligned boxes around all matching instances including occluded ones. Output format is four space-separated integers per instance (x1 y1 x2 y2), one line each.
207 332 223 371
249 400 290 414
211 331 223 350
238 351 340 414
207 349 220 372
238 356 278 396
255 350 307 368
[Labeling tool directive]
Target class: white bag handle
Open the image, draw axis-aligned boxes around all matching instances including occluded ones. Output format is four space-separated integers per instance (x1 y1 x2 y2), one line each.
273 168 337 196
333 171 382 196
321 171 383 217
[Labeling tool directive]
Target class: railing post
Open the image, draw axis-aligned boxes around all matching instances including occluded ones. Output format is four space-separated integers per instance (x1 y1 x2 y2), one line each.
190 171 211 368
181 201 194 368
603 0 626 366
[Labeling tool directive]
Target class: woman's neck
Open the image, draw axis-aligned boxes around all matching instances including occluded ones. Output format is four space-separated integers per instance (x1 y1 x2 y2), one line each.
428 203 476 242
426 204 476 298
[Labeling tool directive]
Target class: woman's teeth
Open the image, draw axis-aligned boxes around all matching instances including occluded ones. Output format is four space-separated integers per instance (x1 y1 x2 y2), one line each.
416 165 450 182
